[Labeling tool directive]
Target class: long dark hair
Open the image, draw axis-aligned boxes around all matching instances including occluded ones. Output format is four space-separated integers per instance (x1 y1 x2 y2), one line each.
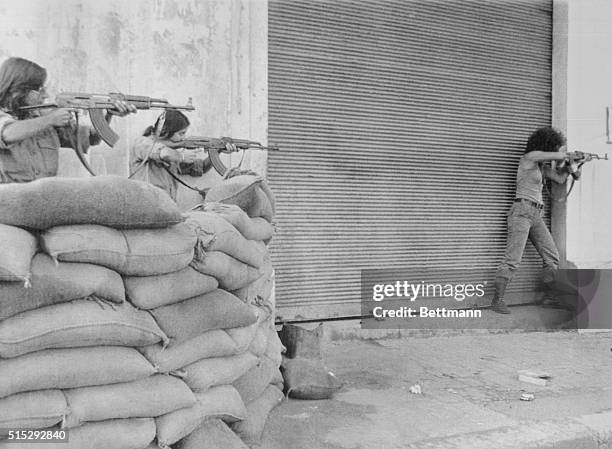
0 57 47 116
143 110 190 138
525 127 566 153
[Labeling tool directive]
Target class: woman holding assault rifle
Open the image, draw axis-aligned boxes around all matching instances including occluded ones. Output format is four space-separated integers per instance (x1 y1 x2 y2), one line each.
0 56 136 183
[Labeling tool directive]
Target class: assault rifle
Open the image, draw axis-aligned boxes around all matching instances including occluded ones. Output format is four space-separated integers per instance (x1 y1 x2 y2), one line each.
562 150 608 180
176 137 279 175
20 92 194 147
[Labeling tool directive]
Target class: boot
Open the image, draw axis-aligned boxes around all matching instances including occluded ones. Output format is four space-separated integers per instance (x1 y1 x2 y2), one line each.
490 277 511 314
539 281 574 311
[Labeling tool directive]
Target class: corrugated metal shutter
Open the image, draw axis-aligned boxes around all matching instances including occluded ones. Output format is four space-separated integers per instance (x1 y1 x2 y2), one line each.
268 0 553 320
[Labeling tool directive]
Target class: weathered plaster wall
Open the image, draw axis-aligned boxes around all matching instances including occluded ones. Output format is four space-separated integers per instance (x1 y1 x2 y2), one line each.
0 0 268 209
564 0 612 266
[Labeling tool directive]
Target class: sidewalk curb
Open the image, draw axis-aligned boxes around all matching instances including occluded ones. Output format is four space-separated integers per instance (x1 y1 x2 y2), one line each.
406 409 612 449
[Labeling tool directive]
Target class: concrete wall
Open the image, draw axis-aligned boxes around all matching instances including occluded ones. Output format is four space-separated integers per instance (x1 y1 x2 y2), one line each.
0 0 268 210
564 0 612 266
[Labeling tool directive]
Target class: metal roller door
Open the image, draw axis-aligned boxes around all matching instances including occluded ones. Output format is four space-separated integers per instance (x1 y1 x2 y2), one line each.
268 0 553 321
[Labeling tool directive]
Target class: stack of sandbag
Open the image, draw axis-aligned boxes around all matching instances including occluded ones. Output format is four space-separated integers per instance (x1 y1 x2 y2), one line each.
0 177 196 449
0 174 285 449
156 174 284 449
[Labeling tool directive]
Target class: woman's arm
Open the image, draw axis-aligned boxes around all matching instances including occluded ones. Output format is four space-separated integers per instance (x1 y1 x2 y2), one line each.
1 109 74 144
524 149 567 162
542 164 570 184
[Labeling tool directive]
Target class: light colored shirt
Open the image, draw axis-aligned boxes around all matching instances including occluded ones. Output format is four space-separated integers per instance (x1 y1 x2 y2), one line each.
130 135 181 201
0 110 93 183
515 156 543 205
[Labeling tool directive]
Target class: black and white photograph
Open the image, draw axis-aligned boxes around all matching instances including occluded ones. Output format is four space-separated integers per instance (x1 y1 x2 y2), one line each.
0 0 611 448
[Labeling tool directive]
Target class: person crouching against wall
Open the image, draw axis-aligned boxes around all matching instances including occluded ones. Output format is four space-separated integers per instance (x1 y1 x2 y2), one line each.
491 127 576 314
0 57 135 183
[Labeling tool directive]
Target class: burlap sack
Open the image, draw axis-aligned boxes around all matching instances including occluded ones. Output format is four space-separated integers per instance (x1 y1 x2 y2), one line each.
232 356 278 405
201 203 275 241
203 175 274 221
0 390 67 435
0 299 167 358
40 223 196 276
0 418 156 449
0 347 155 399
182 352 259 392
150 289 257 344
231 253 273 304
186 211 265 268
0 253 124 321
227 304 270 353
270 368 284 391
190 251 262 291
175 419 249 449
264 326 285 367
231 385 284 446
0 175 183 230
0 224 37 283
140 329 238 373
63 375 196 428
248 325 270 358
281 357 343 400
124 267 218 309
156 386 247 448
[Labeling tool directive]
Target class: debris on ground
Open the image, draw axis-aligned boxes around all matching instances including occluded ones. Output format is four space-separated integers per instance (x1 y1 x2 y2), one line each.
517 370 552 386
409 384 422 395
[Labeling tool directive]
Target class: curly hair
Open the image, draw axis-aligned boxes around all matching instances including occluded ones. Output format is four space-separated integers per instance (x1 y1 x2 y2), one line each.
525 127 566 153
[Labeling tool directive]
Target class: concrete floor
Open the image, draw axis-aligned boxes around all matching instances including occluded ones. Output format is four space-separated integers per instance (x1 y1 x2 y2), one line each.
259 307 612 449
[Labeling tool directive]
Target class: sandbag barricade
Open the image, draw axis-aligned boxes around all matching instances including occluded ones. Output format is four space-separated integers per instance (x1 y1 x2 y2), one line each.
0 175 283 449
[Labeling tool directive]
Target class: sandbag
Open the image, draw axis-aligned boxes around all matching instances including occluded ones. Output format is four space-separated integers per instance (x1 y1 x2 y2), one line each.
190 251 262 291
270 368 284 391
248 310 275 357
203 175 274 221
40 223 196 276
264 327 285 367
186 211 265 268
0 224 37 283
232 356 278 405
0 175 183 230
231 385 284 446
227 305 269 353
0 347 155 399
0 253 124 321
281 357 343 400
150 289 257 344
201 203 275 241
175 419 249 449
182 353 259 392
278 323 323 359
248 325 270 358
63 375 196 428
0 299 167 358
140 329 239 373
231 254 273 304
124 267 218 309
0 390 67 435
0 418 156 449
156 386 247 448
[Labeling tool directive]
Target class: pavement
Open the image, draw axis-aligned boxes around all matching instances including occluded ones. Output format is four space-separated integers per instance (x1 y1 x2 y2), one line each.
259 306 612 449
